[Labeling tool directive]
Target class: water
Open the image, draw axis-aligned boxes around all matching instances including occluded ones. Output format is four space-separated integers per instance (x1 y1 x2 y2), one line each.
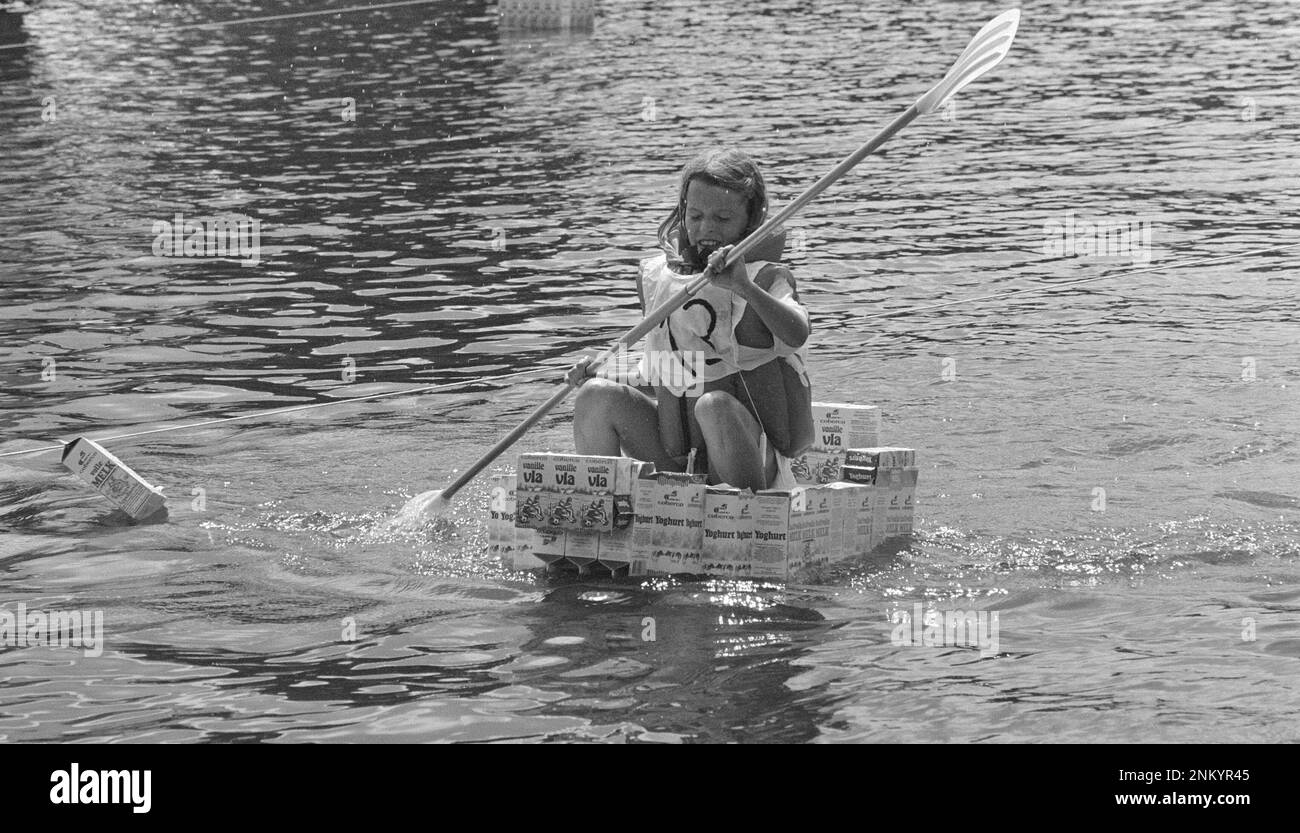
1 0 1297 743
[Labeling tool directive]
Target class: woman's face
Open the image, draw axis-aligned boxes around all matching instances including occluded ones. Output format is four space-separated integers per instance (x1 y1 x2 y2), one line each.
683 178 749 262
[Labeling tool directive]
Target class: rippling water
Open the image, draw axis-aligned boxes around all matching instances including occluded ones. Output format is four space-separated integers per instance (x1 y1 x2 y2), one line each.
1 0 1297 743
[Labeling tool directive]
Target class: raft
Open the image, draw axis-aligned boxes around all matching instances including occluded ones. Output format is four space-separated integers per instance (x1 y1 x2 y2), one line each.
487 402 918 581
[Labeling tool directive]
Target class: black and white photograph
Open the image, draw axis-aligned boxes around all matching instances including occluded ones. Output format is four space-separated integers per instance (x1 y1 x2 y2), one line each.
0 0 1294 774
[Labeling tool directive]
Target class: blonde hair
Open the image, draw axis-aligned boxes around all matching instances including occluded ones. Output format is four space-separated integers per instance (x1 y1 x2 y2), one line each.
657 148 768 271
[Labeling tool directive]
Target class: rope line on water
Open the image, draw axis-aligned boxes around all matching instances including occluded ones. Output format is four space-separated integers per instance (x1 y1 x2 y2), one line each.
3 242 1295 459
0 0 445 51
0 365 561 459
852 241 1300 322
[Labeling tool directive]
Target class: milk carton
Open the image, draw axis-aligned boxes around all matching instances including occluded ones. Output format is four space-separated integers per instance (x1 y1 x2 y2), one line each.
701 486 755 578
812 403 881 454
846 447 916 470
564 529 601 573
796 487 834 570
791 449 844 485
516 527 565 570
61 437 166 520
752 489 801 580
839 482 875 556
872 468 898 544
885 466 920 539
650 472 707 574
514 452 635 533
596 525 639 576
751 487 831 580
821 482 863 562
839 464 877 485
487 473 515 563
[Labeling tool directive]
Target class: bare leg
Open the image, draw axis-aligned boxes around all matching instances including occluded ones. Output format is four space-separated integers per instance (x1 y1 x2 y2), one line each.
694 391 778 490
573 379 683 470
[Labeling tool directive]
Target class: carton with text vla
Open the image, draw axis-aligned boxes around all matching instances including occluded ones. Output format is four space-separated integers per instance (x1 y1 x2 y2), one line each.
812 403 881 453
630 469 707 575
701 486 756 578
513 452 635 533
790 403 881 485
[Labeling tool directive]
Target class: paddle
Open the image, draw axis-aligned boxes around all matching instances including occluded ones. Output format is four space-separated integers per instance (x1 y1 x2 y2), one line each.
391 7 1021 527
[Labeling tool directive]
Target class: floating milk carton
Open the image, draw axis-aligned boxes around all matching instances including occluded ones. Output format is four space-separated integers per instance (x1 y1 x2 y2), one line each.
62 437 166 520
514 452 634 533
701 486 755 578
792 403 882 484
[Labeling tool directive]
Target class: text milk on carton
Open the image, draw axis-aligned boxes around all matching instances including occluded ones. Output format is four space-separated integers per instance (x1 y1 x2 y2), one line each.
62 437 166 520
702 486 755 578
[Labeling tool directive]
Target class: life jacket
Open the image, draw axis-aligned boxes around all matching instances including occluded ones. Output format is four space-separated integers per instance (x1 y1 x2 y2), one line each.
637 252 815 457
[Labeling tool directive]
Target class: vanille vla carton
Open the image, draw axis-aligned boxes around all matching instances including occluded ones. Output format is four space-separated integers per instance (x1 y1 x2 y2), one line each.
793 403 882 485
514 453 633 533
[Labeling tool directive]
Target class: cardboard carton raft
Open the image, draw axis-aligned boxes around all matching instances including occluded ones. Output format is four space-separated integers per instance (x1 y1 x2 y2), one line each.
488 445 918 580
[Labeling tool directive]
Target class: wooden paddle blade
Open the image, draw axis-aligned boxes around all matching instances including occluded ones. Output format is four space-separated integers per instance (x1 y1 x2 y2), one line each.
915 8 1021 115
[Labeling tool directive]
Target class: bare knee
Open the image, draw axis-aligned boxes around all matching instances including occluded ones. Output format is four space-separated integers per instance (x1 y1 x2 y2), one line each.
575 378 628 416
694 391 744 431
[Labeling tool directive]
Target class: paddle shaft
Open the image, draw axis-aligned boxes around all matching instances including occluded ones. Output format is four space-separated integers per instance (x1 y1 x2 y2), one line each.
436 104 922 503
